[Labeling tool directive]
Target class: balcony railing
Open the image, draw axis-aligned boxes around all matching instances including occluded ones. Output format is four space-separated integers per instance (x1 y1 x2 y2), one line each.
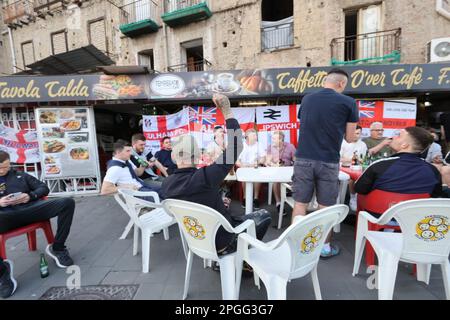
162 0 212 27
2 0 34 25
261 18 294 51
120 0 158 25
164 0 207 13
330 28 401 65
167 59 212 72
33 0 67 13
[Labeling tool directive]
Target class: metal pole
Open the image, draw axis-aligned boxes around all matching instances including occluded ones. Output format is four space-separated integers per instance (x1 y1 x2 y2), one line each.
7 27 17 74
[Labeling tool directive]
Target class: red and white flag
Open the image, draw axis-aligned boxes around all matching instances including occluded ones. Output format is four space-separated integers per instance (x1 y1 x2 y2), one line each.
142 109 189 155
0 125 39 163
358 99 416 138
256 104 300 153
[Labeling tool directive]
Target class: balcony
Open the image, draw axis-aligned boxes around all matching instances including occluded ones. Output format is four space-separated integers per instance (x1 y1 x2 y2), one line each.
2 0 34 26
167 59 211 72
162 0 212 28
330 28 401 65
119 0 159 37
261 17 294 52
33 0 68 17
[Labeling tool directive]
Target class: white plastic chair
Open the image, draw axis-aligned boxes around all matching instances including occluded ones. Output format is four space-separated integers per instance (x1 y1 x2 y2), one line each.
162 198 256 300
115 189 178 273
235 204 348 300
352 198 450 300
277 172 350 230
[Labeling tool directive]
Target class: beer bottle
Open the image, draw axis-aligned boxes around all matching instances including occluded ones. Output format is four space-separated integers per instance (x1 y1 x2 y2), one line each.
40 253 49 278
135 156 149 168
351 151 359 165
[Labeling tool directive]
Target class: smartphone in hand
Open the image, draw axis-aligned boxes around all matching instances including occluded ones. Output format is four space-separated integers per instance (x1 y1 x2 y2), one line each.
7 192 23 200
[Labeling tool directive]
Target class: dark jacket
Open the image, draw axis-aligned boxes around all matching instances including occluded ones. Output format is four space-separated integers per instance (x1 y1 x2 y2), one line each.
355 152 442 196
2 170 49 202
161 118 242 250
155 149 177 175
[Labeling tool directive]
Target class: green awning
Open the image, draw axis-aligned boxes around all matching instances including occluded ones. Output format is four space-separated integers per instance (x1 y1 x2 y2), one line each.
119 19 159 37
161 2 212 28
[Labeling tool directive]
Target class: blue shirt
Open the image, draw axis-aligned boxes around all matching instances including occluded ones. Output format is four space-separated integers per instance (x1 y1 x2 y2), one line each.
296 88 358 163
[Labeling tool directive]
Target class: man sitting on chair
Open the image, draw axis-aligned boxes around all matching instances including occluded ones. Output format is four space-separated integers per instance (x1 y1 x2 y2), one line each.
101 140 161 196
355 127 442 197
0 151 75 299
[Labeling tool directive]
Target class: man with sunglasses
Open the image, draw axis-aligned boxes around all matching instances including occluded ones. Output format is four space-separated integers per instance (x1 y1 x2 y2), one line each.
363 122 394 157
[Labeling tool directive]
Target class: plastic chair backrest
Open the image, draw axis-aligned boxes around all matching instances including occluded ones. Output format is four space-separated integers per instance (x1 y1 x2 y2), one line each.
271 205 348 279
235 167 293 183
387 199 450 263
118 189 161 228
162 199 236 261
358 189 430 215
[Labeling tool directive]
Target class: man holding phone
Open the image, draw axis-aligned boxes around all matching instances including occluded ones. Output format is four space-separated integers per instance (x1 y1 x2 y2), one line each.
363 122 394 157
0 151 75 299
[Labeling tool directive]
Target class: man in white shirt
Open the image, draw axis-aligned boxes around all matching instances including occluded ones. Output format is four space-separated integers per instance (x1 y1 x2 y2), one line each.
101 140 160 196
236 128 262 208
206 126 226 165
339 125 367 211
340 125 367 165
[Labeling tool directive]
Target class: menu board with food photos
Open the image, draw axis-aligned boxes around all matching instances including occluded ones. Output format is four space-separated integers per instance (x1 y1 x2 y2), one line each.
35 107 99 178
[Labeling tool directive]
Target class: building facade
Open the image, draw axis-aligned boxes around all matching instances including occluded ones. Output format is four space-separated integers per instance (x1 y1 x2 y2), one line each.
1 0 449 76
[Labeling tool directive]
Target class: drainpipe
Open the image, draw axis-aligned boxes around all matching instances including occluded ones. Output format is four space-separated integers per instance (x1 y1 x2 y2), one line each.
7 27 17 74
162 2 170 71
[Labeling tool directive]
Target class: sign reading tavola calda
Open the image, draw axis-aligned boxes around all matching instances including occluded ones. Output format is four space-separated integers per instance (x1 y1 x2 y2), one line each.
0 63 449 103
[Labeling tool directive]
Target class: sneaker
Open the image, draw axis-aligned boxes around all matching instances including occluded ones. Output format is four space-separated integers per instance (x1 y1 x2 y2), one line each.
46 244 74 268
349 195 357 211
0 260 17 299
253 199 260 210
241 200 245 208
320 244 340 259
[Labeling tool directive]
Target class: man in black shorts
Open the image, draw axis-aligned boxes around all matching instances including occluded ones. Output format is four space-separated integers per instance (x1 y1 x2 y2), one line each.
292 68 358 258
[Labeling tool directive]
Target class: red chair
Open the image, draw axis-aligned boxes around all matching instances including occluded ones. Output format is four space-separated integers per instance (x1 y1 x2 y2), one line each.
0 197 55 259
356 189 430 267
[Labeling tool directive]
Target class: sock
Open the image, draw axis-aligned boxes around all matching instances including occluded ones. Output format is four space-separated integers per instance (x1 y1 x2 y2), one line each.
323 243 331 252
52 243 65 251
0 260 6 277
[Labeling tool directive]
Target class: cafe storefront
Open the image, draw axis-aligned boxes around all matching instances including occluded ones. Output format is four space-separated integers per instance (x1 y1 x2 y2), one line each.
0 63 449 196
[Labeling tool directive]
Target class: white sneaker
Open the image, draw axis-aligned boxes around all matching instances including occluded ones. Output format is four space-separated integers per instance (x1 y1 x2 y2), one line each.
349 195 357 211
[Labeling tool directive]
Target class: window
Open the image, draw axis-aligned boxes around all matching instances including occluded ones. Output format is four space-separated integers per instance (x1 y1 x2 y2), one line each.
261 0 294 51
21 41 35 69
51 30 68 55
138 49 154 70
182 39 204 72
88 18 107 53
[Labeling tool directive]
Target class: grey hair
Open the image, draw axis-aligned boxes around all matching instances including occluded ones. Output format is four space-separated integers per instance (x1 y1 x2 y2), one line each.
370 122 383 129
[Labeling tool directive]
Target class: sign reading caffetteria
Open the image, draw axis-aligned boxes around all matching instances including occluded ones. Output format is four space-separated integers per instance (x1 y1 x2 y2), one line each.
0 64 449 103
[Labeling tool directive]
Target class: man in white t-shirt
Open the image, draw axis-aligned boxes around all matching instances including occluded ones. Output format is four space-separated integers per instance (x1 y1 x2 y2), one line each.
236 128 263 208
101 140 160 196
340 125 367 165
339 125 367 211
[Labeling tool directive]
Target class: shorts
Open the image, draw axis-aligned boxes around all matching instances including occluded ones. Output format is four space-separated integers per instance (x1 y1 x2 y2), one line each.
292 159 340 206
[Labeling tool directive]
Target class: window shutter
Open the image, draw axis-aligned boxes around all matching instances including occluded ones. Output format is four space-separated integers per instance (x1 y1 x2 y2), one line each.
89 19 107 52
22 41 35 67
52 31 67 55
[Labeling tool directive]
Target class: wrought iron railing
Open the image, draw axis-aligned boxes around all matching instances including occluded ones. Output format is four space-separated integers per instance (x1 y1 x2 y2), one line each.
164 0 207 13
120 0 158 25
167 59 212 72
261 20 294 51
330 28 401 65
33 0 66 13
2 0 34 24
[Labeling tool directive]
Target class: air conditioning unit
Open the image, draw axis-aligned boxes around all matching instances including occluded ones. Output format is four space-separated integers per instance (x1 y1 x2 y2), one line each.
427 37 450 63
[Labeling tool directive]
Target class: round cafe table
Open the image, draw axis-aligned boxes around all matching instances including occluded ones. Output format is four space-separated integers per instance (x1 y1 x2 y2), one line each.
340 166 363 181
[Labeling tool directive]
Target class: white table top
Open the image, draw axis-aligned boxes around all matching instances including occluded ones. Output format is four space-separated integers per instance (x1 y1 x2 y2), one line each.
236 166 294 183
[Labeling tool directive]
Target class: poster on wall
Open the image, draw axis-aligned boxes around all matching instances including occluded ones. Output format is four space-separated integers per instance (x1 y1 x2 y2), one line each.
35 107 99 179
358 99 417 138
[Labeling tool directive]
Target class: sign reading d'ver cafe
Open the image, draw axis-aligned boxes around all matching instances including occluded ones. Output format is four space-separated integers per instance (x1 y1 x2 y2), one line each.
0 63 449 104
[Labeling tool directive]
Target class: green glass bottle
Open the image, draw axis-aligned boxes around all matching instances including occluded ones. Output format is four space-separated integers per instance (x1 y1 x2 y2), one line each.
40 253 49 278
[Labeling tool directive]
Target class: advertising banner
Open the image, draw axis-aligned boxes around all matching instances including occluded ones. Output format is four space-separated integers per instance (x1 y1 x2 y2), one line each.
35 107 99 178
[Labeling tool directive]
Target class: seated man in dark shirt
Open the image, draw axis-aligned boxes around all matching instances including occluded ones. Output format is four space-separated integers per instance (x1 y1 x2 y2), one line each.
0 151 75 299
161 94 271 255
355 126 442 198
155 136 177 175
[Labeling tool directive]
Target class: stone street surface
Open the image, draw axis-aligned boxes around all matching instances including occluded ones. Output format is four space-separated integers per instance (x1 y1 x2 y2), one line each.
4 195 447 300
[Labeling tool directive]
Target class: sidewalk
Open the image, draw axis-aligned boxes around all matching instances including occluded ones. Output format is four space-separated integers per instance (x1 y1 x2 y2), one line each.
4 195 447 300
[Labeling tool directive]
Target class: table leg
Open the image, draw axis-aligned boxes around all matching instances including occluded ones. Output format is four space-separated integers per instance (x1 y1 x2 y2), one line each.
245 182 253 215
